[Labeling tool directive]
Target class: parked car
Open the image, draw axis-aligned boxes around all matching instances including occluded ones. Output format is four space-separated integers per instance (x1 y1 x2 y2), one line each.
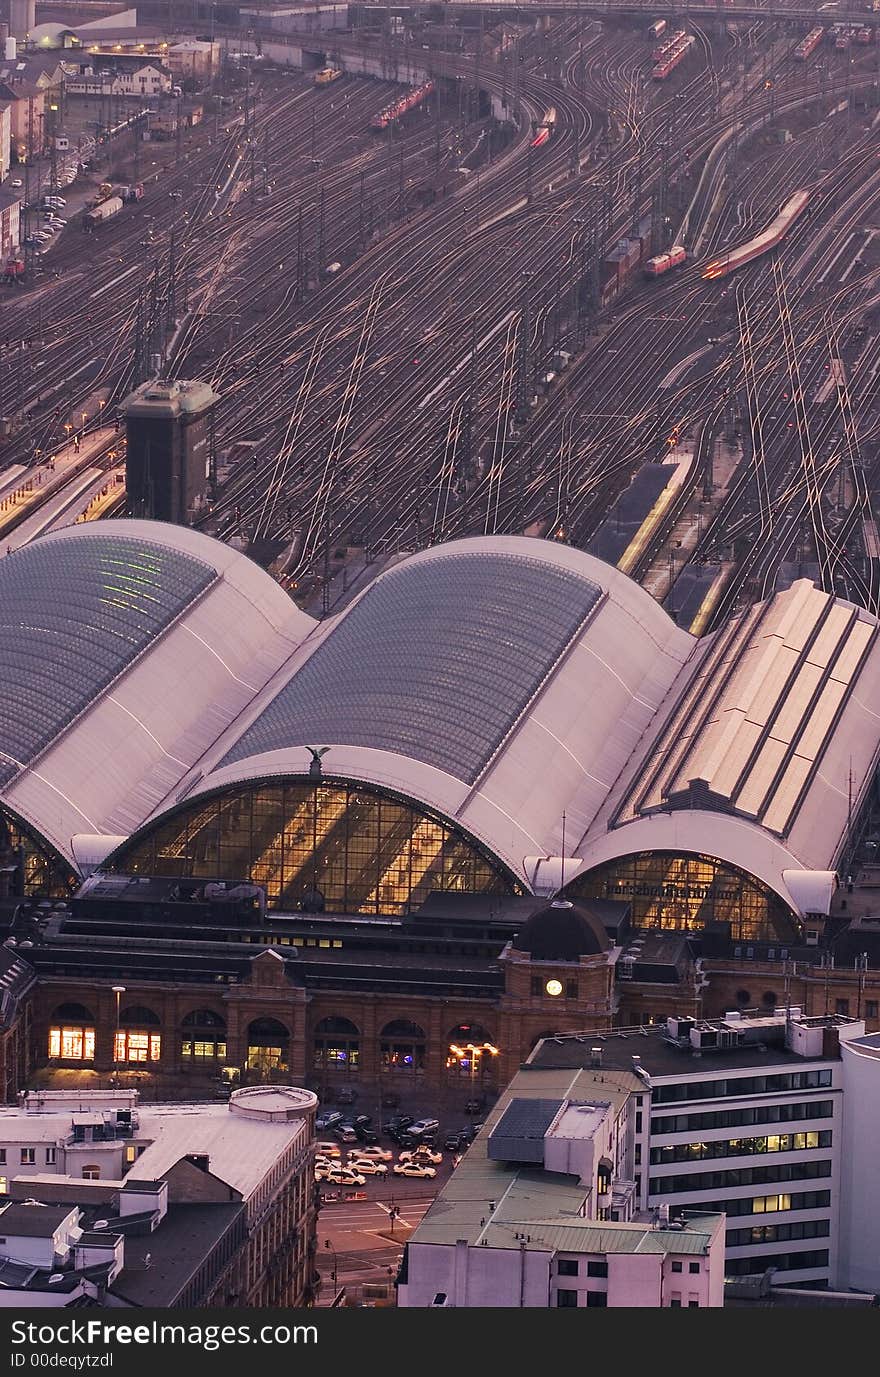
315 1164 331 1181
9 178 22 188
334 1124 359 1144
398 1147 442 1165
444 1130 471 1151
381 1091 400 1108
355 1127 379 1145
316 1111 344 1132
464 1098 486 1114
347 1145 392 1162
383 1115 414 1134
352 1114 372 1127
407 1118 440 1139
393 1161 436 1178
325 1166 366 1187
348 1158 387 1176
336 1086 358 1104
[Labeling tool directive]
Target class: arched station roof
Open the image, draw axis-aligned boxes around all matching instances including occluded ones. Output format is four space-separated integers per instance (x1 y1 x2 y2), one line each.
0 521 312 865
161 535 695 885
6 523 880 920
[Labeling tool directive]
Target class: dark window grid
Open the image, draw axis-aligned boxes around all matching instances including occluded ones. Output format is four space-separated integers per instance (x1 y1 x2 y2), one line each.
650 1160 833 1194
651 1100 834 1135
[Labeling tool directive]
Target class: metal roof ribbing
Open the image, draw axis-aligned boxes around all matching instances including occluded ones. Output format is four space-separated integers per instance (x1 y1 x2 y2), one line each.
480 1218 717 1254
0 534 216 787
219 550 603 785
615 581 877 837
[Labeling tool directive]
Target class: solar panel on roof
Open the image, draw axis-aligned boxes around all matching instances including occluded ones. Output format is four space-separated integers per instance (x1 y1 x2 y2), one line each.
0 534 216 787
222 551 602 783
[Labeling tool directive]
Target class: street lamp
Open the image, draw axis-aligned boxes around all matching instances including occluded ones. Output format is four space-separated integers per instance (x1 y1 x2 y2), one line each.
448 1041 499 1121
112 985 125 1085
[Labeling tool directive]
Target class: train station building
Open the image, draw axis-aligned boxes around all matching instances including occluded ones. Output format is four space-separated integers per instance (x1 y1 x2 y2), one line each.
2 521 880 1099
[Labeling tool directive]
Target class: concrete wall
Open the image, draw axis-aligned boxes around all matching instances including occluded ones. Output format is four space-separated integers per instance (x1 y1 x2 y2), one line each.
839 1036 880 1293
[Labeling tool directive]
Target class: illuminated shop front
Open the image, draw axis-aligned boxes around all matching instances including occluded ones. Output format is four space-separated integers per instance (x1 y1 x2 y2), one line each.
111 778 518 917
48 1003 96 1062
115 1006 162 1064
566 852 796 943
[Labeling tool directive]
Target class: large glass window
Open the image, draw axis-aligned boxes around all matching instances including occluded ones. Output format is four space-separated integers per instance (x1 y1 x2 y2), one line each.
116 1006 161 1064
246 1017 290 1074
380 1020 426 1072
566 852 795 942
110 779 518 916
0 807 78 898
48 1004 96 1062
313 1017 360 1072
181 1009 227 1062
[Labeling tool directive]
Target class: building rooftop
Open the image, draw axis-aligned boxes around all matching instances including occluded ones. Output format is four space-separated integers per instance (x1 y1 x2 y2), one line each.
128 1099 309 1198
106 1202 244 1308
0 1203 73 1236
526 1013 865 1078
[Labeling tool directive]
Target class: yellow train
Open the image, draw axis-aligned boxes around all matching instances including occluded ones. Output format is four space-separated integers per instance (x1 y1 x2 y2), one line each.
314 67 342 86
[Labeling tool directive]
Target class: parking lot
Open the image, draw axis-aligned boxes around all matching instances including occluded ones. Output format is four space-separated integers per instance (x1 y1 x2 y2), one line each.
313 1080 496 1205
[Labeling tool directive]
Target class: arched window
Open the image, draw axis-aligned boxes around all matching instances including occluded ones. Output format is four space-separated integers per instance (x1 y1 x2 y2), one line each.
109 778 519 916
81 1166 101 1181
116 1005 161 1065
48 1003 96 1062
380 1020 426 1073
446 1024 498 1082
181 1009 227 1063
313 1017 360 1074
246 1017 289 1074
566 851 796 943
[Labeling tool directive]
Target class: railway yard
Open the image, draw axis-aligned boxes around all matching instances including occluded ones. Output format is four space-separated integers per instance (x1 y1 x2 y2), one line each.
4 3 880 632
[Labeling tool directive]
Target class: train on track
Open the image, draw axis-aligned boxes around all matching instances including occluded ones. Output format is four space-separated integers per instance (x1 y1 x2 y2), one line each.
530 107 557 149
370 80 434 130
648 18 667 39
793 26 824 60
644 244 687 277
314 67 342 85
702 189 811 280
652 32 696 80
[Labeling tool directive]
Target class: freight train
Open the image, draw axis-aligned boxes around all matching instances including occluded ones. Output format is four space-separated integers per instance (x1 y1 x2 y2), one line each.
702 190 811 280
644 244 687 277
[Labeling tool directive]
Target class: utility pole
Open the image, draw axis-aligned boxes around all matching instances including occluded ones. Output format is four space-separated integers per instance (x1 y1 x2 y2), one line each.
317 185 325 275
296 206 305 300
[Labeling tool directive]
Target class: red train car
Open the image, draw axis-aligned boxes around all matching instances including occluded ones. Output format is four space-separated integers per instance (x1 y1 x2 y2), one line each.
644 244 686 277
370 80 434 130
530 107 557 149
702 189 810 280
794 27 824 60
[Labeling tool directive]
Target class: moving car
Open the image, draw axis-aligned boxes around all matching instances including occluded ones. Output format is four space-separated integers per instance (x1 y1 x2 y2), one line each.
324 1166 366 1186
393 1161 436 1178
346 1145 392 1162
398 1147 442 1165
347 1158 387 1176
315 1140 342 1158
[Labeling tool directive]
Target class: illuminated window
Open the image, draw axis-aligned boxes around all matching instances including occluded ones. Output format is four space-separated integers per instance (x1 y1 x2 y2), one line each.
567 851 794 943
125 1146 137 1164
111 779 517 916
49 1026 96 1061
0 1178 6 1195
115 1031 161 1063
